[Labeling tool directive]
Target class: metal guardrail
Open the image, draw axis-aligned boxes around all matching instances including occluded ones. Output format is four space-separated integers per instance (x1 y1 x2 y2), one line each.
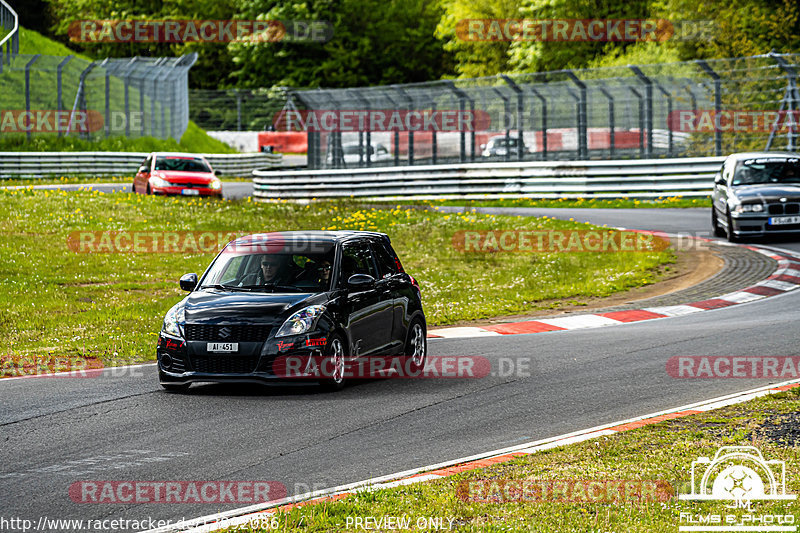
252 157 724 200
0 0 19 71
0 152 284 178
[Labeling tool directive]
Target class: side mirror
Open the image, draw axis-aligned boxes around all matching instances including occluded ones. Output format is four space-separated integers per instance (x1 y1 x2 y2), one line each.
347 274 375 290
480 144 486 151
213 169 219 175
138 166 148 173
714 174 725 185
180 273 198 291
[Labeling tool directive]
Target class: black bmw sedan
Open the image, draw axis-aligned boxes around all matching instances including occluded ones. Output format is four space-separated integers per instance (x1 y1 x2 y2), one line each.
712 152 800 241
157 231 426 392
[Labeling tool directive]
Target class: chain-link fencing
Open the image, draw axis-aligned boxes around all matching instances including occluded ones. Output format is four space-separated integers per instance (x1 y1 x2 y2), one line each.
0 52 196 141
270 53 798 169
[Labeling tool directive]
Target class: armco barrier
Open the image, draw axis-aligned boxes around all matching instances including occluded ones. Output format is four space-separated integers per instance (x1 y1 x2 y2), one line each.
0 152 283 178
252 156 724 200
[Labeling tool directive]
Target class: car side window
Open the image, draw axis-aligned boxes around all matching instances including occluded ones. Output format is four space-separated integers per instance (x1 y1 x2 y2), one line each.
371 241 399 279
141 156 152 172
340 242 378 286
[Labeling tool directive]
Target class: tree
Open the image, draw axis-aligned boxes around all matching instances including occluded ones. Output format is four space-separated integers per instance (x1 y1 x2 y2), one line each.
228 0 453 88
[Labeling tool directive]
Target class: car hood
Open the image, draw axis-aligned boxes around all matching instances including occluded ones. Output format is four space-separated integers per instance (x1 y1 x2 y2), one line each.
733 184 800 201
156 171 215 184
182 290 322 324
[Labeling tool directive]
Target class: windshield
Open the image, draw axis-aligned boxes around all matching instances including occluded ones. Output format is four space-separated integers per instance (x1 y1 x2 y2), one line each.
200 247 336 292
733 158 800 185
154 156 212 173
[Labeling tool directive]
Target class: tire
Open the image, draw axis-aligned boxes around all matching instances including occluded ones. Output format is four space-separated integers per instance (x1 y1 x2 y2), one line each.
725 209 739 243
146 184 152 195
131 181 137 194
403 318 427 374
318 334 347 391
711 209 725 238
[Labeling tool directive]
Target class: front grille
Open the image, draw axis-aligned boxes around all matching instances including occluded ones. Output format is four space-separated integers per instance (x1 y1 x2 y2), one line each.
190 356 258 374
185 324 271 342
766 202 800 215
766 223 800 231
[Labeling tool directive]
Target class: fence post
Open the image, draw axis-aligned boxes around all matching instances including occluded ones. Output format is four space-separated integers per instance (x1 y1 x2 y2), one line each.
492 87 511 162
565 70 587 159
597 85 615 158
653 80 673 156
501 74 524 162
235 89 242 132
445 81 469 163
100 58 111 138
24 54 41 140
696 60 722 156
57 55 73 138
629 86 645 158
767 52 799 152
527 86 547 160
393 85 414 166
629 66 653 158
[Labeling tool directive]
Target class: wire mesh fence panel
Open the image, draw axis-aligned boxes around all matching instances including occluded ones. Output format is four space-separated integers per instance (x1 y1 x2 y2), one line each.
0 53 196 141
260 53 798 169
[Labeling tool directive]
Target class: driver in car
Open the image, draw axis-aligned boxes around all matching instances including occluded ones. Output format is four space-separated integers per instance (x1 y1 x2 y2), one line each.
259 255 290 285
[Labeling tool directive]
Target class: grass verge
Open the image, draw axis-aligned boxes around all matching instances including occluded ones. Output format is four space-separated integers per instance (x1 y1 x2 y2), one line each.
398 197 711 209
224 385 800 532
0 191 672 373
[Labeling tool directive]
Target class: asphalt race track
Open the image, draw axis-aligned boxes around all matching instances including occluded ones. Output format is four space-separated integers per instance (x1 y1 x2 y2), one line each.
2 202 800 529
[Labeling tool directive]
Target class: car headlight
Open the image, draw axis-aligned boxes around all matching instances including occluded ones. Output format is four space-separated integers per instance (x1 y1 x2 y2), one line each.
151 176 170 188
162 303 185 338
275 305 325 338
734 203 764 213
208 178 221 190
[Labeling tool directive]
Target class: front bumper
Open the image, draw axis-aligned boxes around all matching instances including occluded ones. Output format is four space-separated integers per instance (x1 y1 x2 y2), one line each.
151 185 222 197
157 332 327 385
730 213 800 236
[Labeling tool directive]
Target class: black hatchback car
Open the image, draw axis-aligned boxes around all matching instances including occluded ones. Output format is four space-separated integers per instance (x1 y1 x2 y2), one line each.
157 231 426 392
712 152 800 241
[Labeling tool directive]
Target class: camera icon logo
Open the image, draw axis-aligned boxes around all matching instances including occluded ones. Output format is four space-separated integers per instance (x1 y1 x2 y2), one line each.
679 446 796 503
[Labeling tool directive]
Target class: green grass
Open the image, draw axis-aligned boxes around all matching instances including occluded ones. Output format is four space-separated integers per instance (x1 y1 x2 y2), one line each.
0 193 672 373
225 386 800 532
1 27 235 154
0 120 236 153
17 27 90 58
397 197 711 209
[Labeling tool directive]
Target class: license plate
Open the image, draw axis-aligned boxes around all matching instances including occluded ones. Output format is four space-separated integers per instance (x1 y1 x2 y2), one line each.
207 342 238 353
768 216 800 225
181 189 199 196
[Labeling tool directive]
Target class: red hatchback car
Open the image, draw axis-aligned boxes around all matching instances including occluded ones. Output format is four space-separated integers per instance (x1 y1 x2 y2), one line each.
133 152 222 197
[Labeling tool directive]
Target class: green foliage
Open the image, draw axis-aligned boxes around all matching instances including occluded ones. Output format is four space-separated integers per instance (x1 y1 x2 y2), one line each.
43 0 239 88
0 121 236 152
435 0 523 78
228 0 453 88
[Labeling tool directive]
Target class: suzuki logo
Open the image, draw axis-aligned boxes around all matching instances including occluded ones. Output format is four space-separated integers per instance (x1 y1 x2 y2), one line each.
218 327 232 339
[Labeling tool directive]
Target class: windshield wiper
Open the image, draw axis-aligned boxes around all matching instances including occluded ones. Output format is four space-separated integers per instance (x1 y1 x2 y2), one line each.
200 284 253 291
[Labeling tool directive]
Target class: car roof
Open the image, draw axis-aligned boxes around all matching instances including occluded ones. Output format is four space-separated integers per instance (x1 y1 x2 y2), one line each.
726 151 800 161
228 230 390 248
150 152 208 159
